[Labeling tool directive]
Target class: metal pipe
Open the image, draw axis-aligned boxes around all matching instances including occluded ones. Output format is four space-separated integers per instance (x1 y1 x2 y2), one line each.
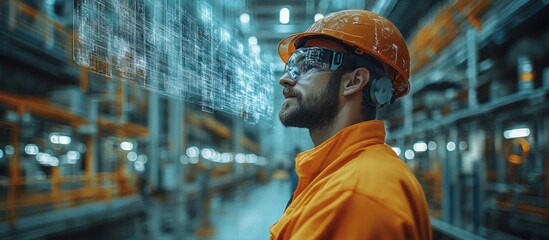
8 0 17 30
7 123 19 223
80 67 89 93
85 135 93 191
467 28 479 109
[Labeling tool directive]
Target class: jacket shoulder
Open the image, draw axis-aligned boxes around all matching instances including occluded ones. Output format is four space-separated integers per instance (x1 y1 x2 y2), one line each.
327 144 425 217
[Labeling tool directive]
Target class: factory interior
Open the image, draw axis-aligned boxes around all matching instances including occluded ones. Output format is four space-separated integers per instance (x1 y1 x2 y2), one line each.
1 0 549 239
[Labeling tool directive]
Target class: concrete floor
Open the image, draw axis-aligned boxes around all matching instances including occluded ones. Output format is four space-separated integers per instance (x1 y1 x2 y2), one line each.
145 179 291 240
205 180 290 240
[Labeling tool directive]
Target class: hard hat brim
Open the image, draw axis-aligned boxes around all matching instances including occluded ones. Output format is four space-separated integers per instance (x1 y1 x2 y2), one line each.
278 32 340 63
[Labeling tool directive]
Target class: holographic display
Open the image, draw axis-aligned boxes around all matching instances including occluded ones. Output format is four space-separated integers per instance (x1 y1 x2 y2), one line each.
73 0 274 123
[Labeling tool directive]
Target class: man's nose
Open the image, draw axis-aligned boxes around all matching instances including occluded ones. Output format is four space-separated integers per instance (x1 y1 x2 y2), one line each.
279 73 296 87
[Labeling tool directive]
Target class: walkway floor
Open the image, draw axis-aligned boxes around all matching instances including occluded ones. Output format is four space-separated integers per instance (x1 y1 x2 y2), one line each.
201 179 291 240
145 179 292 240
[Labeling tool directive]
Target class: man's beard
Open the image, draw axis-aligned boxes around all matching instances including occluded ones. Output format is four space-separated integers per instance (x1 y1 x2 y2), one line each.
279 73 341 130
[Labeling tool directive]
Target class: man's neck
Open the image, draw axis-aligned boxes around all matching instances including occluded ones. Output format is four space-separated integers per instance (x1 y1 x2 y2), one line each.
309 117 364 147
309 123 335 147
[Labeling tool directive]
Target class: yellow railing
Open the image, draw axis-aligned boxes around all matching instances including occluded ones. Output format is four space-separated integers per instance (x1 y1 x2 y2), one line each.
0 92 142 223
0 173 137 221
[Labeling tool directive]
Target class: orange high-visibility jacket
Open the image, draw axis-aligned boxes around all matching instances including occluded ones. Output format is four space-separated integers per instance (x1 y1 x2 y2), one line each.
270 121 432 240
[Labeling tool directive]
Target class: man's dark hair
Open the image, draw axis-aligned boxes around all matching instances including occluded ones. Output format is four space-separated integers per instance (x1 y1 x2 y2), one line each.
343 53 386 121
361 89 378 121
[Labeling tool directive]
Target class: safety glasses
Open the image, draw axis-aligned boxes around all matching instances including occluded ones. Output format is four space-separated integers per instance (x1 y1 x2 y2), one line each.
284 47 345 80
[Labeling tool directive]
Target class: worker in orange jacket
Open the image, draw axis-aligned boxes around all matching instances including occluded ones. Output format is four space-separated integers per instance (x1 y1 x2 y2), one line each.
270 10 432 240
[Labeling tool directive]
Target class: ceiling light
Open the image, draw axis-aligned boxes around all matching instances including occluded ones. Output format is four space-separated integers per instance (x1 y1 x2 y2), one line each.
134 161 145 171
280 7 290 24
503 128 530 139
127 152 137 161
59 136 71 145
459 141 468 151
248 36 257 45
120 141 133 151
49 156 59 167
446 142 456 151
67 150 80 160
428 141 437 151
137 154 148 164
314 13 324 21
25 144 39 155
391 147 401 156
201 148 213 159
235 153 245 163
186 146 200 158
404 149 415 160
4 145 14 155
240 13 250 25
413 141 427 152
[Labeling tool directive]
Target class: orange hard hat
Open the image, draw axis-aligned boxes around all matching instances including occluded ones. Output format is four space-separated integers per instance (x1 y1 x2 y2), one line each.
278 10 410 99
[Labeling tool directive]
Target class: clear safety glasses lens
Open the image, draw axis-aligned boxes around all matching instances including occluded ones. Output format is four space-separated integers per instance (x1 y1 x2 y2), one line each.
284 47 345 80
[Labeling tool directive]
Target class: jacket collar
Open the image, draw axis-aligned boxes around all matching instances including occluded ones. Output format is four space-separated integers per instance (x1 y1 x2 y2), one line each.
295 120 386 180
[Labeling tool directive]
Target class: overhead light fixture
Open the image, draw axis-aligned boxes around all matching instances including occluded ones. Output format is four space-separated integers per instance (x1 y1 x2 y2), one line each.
280 7 290 24
503 128 530 139
36 152 60 166
120 141 133 151
245 154 258 163
428 141 437 151
413 141 427 152
127 152 137 161
446 141 456 151
137 154 148 164
314 13 324 22
49 156 60 167
50 133 71 145
404 149 415 160
67 150 80 161
221 153 233 163
59 136 71 145
235 153 245 163
248 36 258 45
4 145 14 156
240 13 250 25
134 161 145 171
459 141 468 151
180 155 189 165
186 146 200 158
391 147 401 156
201 148 213 159
25 144 39 155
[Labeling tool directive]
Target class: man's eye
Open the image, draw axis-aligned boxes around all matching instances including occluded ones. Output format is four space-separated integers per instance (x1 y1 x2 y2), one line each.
290 69 300 78
299 64 316 75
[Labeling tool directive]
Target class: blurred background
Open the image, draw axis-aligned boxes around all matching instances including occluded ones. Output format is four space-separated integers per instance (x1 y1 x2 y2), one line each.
1 0 549 239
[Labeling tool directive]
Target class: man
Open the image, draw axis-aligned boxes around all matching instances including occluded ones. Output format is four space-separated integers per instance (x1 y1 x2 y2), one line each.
270 10 432 240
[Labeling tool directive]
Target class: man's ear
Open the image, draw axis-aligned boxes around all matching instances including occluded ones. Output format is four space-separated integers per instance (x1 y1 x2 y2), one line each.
342 68 370 96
